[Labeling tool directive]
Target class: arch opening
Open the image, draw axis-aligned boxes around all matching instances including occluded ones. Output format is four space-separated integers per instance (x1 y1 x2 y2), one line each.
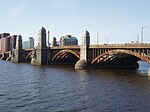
51 50 80 65
25 51 33 63
91 49 150 69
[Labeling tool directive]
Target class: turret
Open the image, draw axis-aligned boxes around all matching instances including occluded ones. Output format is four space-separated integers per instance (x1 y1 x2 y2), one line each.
16 35 22 50
82 30 90 46
11 34 25 63
38 26 46 48
52 37 57 46
75 30 91 69
31 27 49 65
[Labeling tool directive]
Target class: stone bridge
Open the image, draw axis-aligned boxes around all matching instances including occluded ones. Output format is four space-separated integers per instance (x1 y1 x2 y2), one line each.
0 27 150 72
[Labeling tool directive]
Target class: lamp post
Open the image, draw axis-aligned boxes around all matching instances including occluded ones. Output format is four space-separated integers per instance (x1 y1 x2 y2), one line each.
96 31 103 44
106 37 108 44
47 30 50 46
134 34 139 43
107 37 108 44
104 36 108 44
141 26 148 43
97 32 99 44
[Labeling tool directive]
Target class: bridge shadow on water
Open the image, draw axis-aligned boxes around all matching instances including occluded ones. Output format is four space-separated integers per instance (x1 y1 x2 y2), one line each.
44 61 150 77
2 59 150 77
24 60 150 77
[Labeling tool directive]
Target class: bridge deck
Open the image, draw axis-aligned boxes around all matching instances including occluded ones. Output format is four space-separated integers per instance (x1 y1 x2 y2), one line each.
90 43 150 48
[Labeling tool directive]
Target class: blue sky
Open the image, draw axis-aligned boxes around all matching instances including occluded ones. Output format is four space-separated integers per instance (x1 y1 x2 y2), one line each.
0 0 150 45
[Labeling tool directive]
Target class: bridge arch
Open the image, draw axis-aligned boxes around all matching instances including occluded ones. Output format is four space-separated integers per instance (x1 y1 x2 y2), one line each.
91 49 150 65
52 50 80 64
25 51 33 63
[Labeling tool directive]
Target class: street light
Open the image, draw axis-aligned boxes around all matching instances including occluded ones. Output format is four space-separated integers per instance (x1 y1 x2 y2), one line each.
141 26 148 43
106 37 108 44
104 36 108 44
47 30 50 46
134 34 139 43
96 31 103 44
97 32 99 44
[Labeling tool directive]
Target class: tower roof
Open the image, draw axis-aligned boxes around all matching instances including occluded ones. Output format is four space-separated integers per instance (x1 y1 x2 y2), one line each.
85 30 90 36
17 34 22 39
83 30 90 37
41 26 46 31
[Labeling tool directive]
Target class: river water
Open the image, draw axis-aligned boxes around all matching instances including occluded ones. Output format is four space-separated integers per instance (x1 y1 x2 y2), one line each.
0 60 150 112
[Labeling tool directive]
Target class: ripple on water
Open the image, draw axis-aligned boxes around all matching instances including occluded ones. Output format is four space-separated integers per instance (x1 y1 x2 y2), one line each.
0 61 150 112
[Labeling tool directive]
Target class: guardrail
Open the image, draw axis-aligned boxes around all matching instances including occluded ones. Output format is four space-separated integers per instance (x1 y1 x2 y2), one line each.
90 43 150 47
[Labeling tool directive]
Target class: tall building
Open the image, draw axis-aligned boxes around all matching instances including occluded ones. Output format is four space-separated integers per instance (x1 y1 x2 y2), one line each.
0 33 17 53
22 37 34 49
28 37 34 48
59 35 78 46
0 33 10 53
23 41 28 49
5 36 11 51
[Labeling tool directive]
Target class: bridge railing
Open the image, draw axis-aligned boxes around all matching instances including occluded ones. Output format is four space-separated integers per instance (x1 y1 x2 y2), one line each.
90 43 150 48
24 48 34 51
50 45 80 49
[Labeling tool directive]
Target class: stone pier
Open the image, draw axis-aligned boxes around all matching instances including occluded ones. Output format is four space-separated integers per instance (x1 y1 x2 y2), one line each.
11 35 25 63
31 27 49 65
75 30 91 69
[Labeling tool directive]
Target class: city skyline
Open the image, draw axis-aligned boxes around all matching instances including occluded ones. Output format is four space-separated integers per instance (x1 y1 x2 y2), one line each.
0 0 150 45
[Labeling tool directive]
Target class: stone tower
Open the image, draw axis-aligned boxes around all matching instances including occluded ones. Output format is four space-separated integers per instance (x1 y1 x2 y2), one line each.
75 30 91 69
16 35 22 49
52 37 57 46
11 35 25 63
82 30 90 46
38 26 46 48
31 27 49 65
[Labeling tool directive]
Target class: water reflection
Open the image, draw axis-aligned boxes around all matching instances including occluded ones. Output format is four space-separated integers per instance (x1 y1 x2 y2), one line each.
75 68 150 111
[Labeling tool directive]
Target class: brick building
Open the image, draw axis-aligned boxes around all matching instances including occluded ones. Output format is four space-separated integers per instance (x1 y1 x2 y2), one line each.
0 33 17 53
59 35 78 46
